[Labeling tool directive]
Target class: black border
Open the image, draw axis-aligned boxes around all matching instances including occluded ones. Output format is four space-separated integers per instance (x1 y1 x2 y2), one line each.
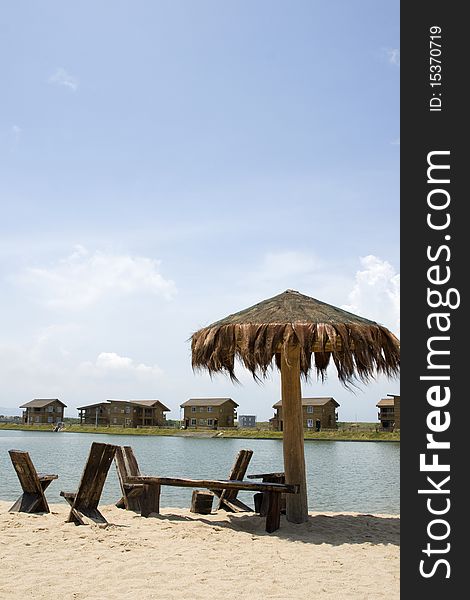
401 2 465 595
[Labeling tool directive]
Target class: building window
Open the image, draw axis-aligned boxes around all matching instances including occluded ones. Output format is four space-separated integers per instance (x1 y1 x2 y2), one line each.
48 416 53 423
113 418 117 424
191 418 197 426
199 419 206 425
307 419 314 428
207 419 213 426
307 406 314 413
207 406 213 412
125 406 131 414
191 406 197 412
47 405 54 412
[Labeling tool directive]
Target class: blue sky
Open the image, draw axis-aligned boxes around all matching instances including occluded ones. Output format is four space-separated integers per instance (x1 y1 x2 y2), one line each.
0 1 399 421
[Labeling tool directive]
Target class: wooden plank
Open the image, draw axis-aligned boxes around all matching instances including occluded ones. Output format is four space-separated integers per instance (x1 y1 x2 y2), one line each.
64 442 117 525
190 490 213 514
127 476 298 494
247 472 284 480
140 484 160 517
215 449 253 510
37 474 59 482
73 443 117 510
281 344 309 523
265 492 282 533
219 497 252 512
69 506 108 527
114 446 143 511
60 491 75 506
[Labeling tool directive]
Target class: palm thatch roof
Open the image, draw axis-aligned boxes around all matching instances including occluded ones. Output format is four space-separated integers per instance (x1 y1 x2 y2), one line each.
191 289 400 385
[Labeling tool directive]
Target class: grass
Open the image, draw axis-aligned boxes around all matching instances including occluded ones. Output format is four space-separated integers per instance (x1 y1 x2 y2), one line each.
0 422 399 441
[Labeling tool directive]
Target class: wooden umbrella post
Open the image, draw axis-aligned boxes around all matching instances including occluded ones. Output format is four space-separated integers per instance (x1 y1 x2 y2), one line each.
281 344 308 523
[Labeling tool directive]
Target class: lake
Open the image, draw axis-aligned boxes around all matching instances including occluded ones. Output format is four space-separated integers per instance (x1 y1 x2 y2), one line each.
0 430 400 514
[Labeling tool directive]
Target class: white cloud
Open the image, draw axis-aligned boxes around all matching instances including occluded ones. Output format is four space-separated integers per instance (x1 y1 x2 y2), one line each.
342 255 400 335
49 67 79 91
80 352 163 378
391 137 400 146
386 48 400 66
21 246 176 309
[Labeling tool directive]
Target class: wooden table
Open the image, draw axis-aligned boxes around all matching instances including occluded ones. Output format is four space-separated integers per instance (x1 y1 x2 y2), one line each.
127 476 299 533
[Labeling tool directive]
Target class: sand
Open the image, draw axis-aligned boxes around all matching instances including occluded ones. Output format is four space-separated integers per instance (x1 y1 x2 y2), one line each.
0 501 399 600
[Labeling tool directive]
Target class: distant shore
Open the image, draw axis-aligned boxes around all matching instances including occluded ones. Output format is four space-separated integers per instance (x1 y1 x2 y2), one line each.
0 422 400 442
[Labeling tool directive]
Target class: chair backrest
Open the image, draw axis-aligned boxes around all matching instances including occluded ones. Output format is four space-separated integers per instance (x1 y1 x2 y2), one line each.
115 445 141 483
74 442 118 509
8 450 42 494
223 449 253 500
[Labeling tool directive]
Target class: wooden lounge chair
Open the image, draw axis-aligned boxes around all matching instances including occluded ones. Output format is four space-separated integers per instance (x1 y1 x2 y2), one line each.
114 446 144 511
60 442 118 525
8 449 58 514
211 449 253 512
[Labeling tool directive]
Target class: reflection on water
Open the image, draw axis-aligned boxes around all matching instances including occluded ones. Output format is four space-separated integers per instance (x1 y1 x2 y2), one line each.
0 430 399 513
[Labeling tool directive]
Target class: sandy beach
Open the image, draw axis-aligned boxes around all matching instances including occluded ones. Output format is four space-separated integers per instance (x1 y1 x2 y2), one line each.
0 501 399 600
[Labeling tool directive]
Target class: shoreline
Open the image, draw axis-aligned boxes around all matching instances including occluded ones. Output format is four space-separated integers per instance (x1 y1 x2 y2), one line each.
0 423 400 442
0 501 400 599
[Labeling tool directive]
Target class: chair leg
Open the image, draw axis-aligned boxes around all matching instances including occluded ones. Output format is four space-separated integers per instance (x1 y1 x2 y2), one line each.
115 496 126 509
265 493 281 533
9 479 54 514
253 492 263 514
141 484 161 517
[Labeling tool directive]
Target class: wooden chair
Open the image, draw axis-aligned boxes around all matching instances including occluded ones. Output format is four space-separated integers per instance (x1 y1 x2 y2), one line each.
114 446 144 511
8 450 58 514
212 449 253 512
60 442 118 525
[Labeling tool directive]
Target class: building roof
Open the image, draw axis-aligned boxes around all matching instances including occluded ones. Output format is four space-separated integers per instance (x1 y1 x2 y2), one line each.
77 399 170 411
76 402 105 410
20 399 67 408
130 400 170 411
387 394 400 398
377 398 395 407
273 397 339 408
180 398 238 408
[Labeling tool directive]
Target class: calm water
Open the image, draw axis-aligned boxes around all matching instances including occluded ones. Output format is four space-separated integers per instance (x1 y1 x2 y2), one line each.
0 431 400 513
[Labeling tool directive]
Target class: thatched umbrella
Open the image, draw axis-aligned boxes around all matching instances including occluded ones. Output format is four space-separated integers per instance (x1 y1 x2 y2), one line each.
191 289 400 524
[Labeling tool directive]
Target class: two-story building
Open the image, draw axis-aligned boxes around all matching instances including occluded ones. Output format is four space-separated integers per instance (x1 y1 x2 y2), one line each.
377 394 400 431
238 415 257 428
270 397 339 431
20 399 66 425
180 398 238 429
77 399 170 427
